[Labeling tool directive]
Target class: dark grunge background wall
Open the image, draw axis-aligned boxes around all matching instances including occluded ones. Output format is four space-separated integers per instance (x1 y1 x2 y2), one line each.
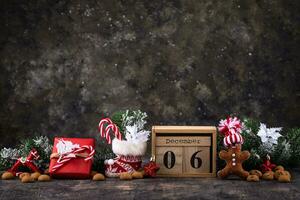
0 0 299 146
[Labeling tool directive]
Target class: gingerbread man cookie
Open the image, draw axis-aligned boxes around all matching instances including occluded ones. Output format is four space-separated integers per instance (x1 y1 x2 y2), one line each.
218 144 250 179
217 117 250 179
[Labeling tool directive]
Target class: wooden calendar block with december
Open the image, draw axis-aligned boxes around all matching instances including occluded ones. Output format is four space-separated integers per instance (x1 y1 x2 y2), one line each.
152 126 216 177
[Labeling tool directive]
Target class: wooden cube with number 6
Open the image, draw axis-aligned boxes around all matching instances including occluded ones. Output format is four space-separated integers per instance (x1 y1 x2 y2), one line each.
152 126 216 177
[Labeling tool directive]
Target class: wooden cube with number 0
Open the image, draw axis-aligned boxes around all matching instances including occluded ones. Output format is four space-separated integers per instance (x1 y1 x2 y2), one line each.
152 126 216 177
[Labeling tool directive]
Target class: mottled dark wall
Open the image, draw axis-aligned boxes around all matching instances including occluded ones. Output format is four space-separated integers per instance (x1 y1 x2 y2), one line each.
0 0 299 146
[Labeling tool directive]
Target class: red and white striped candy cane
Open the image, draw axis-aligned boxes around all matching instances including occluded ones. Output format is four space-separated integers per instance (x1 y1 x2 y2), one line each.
98 118 122 144
105 123 121 144
51 145 95 172
98 118 113 137
76 145 95 161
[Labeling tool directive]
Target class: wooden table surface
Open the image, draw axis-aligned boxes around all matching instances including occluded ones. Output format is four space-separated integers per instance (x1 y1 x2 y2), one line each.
1 169 299 200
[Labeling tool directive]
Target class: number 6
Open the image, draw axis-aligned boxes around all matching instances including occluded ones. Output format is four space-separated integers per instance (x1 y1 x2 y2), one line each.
190 151 202 168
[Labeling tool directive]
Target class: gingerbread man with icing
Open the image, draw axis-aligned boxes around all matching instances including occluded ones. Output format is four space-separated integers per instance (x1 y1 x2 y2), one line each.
217 117 250 179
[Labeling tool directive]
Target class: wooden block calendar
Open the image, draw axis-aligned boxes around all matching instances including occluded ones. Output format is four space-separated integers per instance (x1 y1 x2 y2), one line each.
151 126 217 177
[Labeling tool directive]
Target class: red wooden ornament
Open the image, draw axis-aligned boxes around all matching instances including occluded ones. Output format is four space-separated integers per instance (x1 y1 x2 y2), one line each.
8 149 41 176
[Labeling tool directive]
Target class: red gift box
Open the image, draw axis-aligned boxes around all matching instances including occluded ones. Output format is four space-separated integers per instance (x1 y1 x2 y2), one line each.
49 137 95 179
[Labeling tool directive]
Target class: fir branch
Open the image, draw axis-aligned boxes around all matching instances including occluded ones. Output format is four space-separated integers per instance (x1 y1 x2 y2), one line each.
92 146 114 173
286 128 300 166
0 136 52 171
111 110 126 135
271 137 291 166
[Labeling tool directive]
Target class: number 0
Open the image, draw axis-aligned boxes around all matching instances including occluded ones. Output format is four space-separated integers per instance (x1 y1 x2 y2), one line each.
163 151 175 169
190 151 202 168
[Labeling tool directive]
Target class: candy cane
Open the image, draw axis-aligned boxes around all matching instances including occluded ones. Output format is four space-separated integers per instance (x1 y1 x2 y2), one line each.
105 124 121 144
105 124 113 144
51 154 74 172
98 118 122 144
98 118 113 137
79 145 95 161
51 145 95 172
111 124 121 141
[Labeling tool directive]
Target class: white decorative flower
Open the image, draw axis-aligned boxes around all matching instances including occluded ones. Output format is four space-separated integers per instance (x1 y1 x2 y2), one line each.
257 123 282 145
125 124 150 143
56 139 80 154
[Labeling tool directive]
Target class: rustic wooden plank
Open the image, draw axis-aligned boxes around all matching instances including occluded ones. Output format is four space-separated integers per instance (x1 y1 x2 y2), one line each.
152 126 216 133
212 129 217 177
0 169 299 200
